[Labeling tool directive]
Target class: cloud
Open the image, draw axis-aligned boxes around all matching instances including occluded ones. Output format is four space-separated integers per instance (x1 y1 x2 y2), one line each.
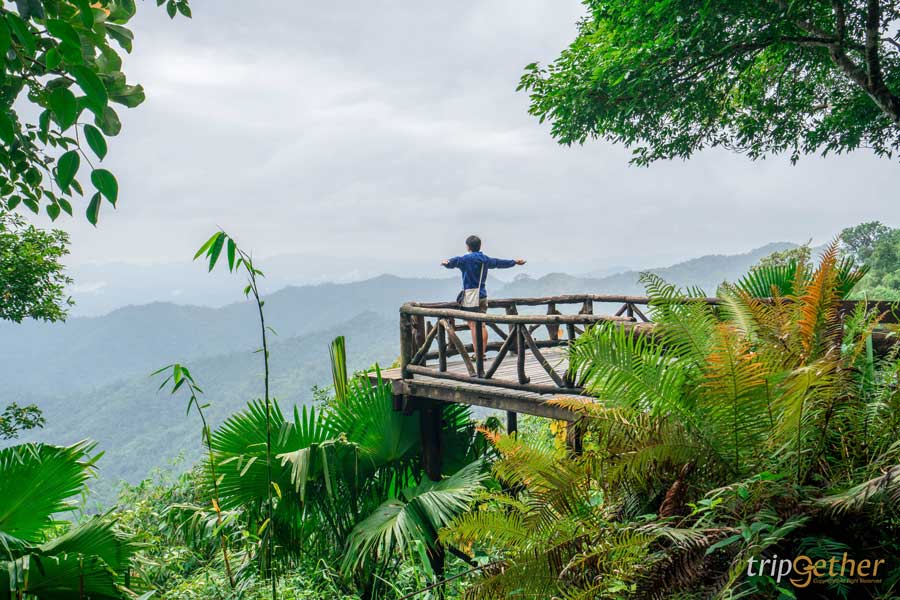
48 0 900 294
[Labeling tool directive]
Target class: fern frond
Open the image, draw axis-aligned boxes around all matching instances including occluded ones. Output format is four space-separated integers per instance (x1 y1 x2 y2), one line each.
816 464 900 514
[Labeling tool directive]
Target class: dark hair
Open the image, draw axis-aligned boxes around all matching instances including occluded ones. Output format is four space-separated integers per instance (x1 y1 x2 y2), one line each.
466 235 481 252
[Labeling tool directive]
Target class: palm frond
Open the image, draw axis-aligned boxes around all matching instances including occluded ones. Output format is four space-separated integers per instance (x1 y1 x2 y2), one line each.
0 441 98 544
341 461 486 575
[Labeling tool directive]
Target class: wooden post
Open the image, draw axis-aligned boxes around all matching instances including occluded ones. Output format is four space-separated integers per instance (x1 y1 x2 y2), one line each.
506 305 518 353
580 299 593 316
420 399 443 481
437 321 447 372
516 324 529 384
475 316 485 378
626 303 634 319
507 411 518 436
419 398 445 590
566 420 584 455
400 311 414 379
547 302 560 342
414 314 426 348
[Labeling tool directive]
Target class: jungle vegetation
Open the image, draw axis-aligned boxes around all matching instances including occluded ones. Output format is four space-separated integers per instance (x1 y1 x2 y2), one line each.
2 1 900 599
4 237 900 600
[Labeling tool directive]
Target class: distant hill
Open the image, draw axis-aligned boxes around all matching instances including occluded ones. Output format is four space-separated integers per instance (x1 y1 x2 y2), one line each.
2 241 799 503
15 312 397 505
499 242 798 298
0 274 469 396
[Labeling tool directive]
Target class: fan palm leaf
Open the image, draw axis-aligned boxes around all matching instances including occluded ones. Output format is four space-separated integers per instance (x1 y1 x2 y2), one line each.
0 441 98 546
341 460 486 575
1 553 125 600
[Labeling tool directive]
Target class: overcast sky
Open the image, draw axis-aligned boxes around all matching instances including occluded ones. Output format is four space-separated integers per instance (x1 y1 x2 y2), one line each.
54 0 900 285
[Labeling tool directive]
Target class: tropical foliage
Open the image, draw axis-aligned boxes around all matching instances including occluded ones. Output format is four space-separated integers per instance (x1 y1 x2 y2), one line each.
443 246 900 598
0 441 139 599
10 229 900 599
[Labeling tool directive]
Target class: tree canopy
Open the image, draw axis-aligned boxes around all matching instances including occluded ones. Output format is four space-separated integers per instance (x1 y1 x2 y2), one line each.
0 210 71 322
519 0 900 164
0 0 189 225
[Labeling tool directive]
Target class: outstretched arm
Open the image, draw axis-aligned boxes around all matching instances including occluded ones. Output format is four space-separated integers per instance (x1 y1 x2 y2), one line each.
442 256 461 268
487 257 526 268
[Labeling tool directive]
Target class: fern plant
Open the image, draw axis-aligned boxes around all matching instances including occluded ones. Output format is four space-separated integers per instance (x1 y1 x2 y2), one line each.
444 244 900 598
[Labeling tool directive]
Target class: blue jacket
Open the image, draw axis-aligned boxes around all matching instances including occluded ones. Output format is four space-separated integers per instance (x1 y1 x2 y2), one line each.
444 251 516 298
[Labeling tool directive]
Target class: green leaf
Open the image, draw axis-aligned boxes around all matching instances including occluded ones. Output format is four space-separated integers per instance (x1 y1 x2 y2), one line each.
72 66 108 112
105 23 133 53
46 202 61 220
208 233 225 271
110 84 145 108
95 106 121 136
49 87 78 130
75 0 95 29
57 198 73 216
83 124 107 159
86 192 101 225
38 110 50 135
44 47 62 70
166 1 177 18
0 21 12 57
91 169 118 205
57 38 84 65
45 19 81 49
177 2 192 18
6 12 36 56
227 238 236 271
194 232 221 260
56 150 80 189
0 111 15 145
705 534 742 556
108 0 137 22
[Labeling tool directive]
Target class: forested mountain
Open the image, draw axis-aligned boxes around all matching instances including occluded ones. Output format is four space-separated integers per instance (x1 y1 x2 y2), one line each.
1 274 464 396
500 242 798 297
14 312 397 505
1 242 801 503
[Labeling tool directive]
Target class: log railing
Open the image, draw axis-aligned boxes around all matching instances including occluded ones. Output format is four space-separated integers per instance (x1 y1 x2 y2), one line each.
399 295 663 396
398 295 899 397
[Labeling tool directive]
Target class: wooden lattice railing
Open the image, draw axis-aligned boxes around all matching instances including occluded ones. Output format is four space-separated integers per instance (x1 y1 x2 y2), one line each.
398 295 899 397
398 295 669 396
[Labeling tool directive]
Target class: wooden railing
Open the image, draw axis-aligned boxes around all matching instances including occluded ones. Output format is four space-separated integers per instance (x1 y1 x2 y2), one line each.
398 295 899 397
398 295 670 396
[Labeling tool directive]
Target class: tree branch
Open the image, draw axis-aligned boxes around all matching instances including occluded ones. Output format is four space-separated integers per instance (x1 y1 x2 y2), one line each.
865 0 885 90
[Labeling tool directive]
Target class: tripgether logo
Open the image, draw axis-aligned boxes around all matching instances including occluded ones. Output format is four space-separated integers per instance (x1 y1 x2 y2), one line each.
747 553 887 588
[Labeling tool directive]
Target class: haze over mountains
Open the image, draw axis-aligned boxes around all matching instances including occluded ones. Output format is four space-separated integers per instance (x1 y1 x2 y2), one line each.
2 241 796 504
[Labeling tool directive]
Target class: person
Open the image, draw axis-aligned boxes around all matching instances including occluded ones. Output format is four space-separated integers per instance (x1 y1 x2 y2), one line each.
441 235 526 360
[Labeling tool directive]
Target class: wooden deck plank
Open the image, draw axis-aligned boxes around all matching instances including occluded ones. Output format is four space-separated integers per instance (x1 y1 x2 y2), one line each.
369 345 589 420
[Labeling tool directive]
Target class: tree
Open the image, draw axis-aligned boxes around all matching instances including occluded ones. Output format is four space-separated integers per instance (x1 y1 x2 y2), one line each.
0 210 71 322
0 402 45 439
853 227 900 299
1 0 189 224
519 1 900 164
841 220 892 262
752 242 812 271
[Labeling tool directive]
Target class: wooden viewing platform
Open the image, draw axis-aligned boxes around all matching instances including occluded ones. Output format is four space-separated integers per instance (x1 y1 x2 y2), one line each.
371 294 898 478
